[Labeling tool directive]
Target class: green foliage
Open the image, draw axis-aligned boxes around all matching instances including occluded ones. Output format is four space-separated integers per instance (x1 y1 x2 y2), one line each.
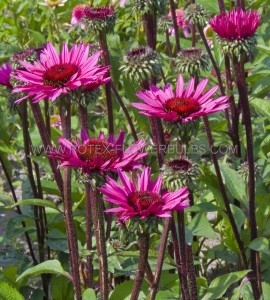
0 281 24 300
202 270 250 300
16 260 71 282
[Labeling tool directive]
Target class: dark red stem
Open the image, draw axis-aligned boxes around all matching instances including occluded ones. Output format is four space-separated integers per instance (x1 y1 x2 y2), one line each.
111 82 138 141
232 60 261 299
197 25 232 133
186 244 198 300
203 116 248 268
99 32 114 135
90 187 109 300
0 153 38 265
171 219 189 299
59 100 82 300
149 218 172 300
169 0 180 52
130 233 150 300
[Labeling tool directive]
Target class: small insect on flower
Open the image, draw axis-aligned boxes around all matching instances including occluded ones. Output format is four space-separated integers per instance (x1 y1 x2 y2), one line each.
99 167 190 222
132 73 229 123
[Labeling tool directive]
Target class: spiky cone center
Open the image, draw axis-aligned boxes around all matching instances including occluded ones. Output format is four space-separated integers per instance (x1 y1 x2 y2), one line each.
76 139 118 163
158 15 174 32
218 37 257 61
167 159 192 172
86 7 114 20
176 48 209 75
84 6 115 34
185 4 208 27
128 191 163 211
43 63 79 87
120 46 161 82
164 97 200 117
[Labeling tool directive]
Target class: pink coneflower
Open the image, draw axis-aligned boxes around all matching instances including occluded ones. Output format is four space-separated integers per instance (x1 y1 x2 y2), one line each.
168 9 191 38
210 8 260 41
85 6 114 20
48 129 147 175
71 4 88 28
0 63 12 88
100 167 190 222
12 42 110 103
132 74 229 123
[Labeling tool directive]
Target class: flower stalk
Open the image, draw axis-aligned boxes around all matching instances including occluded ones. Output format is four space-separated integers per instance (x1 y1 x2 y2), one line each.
90 186 109 300
77 105 94 288
130 233 150 300
169 0 180 52
203 116 248 268
197 25 232 133
232 58 261 299
171 218 189 300
59 99 82 300
99 31 114 135
0 153 38 265
85 183 94 288
149 218 171 300
186 244 198 300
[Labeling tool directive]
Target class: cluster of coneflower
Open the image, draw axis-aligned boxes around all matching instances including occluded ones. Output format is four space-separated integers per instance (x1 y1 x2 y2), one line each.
0 1 261 299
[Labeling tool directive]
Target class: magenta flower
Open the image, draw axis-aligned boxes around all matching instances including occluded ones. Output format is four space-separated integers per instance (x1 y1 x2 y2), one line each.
0 63 12 88
71 4 88 28
132 74 229 123
210 8 260 41
48 129 147 175
12 42 110 103
85 6 114 20
168 9 191 38
100 167 190 222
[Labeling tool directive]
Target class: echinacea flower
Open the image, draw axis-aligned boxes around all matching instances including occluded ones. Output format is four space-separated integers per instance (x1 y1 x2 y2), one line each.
0 63 12 88
168 9 191 38
12 42 110 103
132 74 229 123
47 129 147 175
210 8 260 59
71 4 89 28
84 6 116 33
100 167 190 221
210 8 260 42
120 46 161 82
161 157 200 190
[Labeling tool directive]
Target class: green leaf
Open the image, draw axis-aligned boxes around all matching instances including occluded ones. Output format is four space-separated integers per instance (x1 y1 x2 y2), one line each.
202 270 250 300
219 164 247 204
82 289 96 300
0 281 24 300
187 202 220 213
50 276 74 300
250 98 270 118
249 237 270 255
187 213 216 239
16 260 71 282
109 279 148 300
9 199 60 211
